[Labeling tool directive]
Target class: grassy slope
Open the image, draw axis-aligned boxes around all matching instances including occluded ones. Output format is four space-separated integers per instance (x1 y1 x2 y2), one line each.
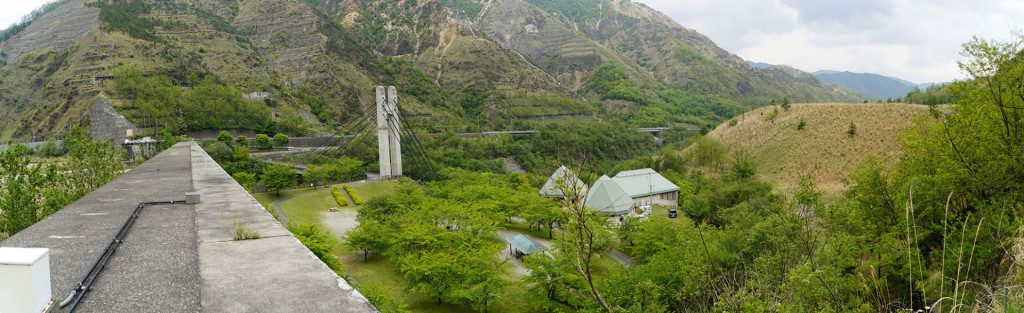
707 103 931 195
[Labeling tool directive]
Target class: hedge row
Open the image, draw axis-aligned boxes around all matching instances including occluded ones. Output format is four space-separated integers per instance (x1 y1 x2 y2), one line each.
330 186 348 206
343 184 363 205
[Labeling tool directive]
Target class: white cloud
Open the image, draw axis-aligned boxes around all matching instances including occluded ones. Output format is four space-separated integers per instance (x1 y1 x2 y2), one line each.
634 0 1024 83
0 0 54 30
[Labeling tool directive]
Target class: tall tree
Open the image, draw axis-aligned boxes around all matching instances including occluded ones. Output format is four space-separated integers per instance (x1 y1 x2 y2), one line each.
553 164 614 312
262 164 297 195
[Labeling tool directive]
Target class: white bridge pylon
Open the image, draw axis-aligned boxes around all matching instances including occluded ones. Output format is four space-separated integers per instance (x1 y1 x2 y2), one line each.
376 86 402 179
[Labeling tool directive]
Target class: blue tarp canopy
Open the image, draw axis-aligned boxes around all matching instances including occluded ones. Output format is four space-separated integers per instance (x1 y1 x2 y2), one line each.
505 234 547 255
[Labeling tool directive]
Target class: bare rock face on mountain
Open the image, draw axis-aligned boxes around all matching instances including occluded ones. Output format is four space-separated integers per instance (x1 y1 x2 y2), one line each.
2 0 99 65
0 0 855 140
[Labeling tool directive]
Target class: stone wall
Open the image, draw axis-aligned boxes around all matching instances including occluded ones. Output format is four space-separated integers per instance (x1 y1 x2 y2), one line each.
90 97 134 142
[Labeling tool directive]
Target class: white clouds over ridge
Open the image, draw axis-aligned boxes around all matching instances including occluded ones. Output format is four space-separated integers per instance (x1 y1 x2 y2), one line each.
635 0 1023 83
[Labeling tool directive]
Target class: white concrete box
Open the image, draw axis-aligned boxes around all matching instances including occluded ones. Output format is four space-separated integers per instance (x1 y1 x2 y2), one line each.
0 247 52 313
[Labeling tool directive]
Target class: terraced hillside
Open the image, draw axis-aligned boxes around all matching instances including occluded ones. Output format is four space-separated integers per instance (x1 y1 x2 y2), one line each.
1 0 859 140
707 103 933 194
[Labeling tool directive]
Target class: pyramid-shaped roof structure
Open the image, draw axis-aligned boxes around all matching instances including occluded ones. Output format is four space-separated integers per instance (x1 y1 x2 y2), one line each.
585 175 635 216
539 165 588 198
611 168 680 198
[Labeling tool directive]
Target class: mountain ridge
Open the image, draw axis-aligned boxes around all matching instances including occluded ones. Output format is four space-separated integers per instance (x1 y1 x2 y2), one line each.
0 0 858 140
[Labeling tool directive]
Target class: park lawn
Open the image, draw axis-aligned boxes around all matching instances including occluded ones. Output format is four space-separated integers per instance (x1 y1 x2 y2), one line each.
504 221 556 241
275 180 401 226
252 187 318 210
347 180 398 202
280 188 337 225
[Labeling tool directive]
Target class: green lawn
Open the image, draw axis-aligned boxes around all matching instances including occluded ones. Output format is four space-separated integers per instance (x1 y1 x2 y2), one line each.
251 187 319 210
504 221 556 240
348 180 398 201
256 181 400 226
279 188 337 225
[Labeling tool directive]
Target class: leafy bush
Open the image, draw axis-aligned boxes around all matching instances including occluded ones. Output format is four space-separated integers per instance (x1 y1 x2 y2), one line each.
1 128 123 237
202 141 233 162
273 133 290 147
288 223 347 275
217 131 234 145
253 134 272 150
37 139 66 157
331 186 349 206
235 135 249 147
343 184 363 205
231 172 256 192
797 118 806 130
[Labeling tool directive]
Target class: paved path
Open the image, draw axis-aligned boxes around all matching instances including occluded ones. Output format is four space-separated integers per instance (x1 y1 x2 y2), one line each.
270 191 309 223
608 249 634 267
496 230 542 276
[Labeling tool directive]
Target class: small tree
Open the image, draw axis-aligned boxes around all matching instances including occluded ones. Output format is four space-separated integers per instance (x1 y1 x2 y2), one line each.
38 139 66 157
204 141 234 163
253 134 272 150
782 97 791 110
764 108 780 124
797 118 806 130
232 172 257 192
733 159 757 179
847 122 857 137
346 220 386 262
217 131 234 145
235 135 249 147
770 99 777 106
304 165 328 188
262 163 297 195
273 133 290 147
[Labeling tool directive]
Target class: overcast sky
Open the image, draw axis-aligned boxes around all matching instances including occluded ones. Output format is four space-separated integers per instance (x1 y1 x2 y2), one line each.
4 0 1021 83
0 0 51 31
634 0 1024 84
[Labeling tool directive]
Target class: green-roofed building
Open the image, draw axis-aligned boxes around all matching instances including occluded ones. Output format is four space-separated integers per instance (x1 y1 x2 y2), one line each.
585 175 636 216
539 165 588 199
504 234 547 259
611 168 680 208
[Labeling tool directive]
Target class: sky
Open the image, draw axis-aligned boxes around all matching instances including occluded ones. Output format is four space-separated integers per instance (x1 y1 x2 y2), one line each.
0 0 52 30
634 0 1024 84
3 1 1021 83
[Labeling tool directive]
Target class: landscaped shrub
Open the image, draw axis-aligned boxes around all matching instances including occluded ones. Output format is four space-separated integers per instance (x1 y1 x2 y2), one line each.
331 186 349 206
288 223 347 276
343 184 363 205
253 134 272 150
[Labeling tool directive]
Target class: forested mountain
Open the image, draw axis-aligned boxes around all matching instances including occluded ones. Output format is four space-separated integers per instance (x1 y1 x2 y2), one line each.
0 0 857 140
813 70 918 100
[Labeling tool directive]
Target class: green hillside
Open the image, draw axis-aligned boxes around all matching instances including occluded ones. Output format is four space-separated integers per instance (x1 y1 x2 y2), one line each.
0 0 857 140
